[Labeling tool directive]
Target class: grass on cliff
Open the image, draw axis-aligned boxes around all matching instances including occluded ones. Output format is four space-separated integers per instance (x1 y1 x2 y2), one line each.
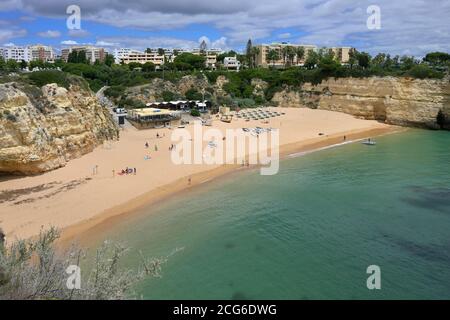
26 70 90 92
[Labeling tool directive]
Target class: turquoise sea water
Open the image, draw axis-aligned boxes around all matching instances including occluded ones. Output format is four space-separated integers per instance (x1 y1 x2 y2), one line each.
88 130 450 299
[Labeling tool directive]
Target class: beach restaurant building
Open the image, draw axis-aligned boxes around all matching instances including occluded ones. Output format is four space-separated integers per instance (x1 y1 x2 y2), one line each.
145 100 212 112
127 108 181 129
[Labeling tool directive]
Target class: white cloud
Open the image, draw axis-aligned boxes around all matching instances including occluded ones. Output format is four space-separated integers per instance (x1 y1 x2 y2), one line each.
68 29 90 38
211 37 229 50
277 33 291 39
94 36 199 51
3 42 16 47
2 0 450 56
198 36 210 46
0 28 27 44
61 40 79 45
0 0 21 11
95 40 119 47
92 35 230 52
37 30 61 38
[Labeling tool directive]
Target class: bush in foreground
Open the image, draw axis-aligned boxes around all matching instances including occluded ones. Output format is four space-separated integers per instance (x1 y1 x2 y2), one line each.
0 227 171 300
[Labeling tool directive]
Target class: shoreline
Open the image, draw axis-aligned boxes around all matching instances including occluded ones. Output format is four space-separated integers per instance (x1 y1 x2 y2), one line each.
59 125 402 247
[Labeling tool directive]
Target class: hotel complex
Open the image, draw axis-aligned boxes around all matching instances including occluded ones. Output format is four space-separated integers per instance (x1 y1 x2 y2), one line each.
255 43 353 68
1 42 354 70
0 45 54 63
61 46 106 64
113 48 223 69
113 49 165 67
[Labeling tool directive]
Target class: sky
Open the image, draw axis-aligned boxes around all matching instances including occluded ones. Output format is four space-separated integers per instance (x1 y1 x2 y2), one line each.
0 0 449 57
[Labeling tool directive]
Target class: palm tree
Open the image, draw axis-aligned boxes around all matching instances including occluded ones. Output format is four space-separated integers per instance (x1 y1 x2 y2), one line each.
267 49 279 68
157 48 166 79
246 39 253 68
287 46 296 67
251 46 260 68
281 46 289 68
200 40 208 55
295 47 305 65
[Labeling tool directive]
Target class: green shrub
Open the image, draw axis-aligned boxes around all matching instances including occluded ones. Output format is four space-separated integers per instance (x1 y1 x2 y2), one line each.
120 98 146 109
190 108 201 116
104 85 125 98
185 88 202 100
406 64 444 79
162 90 175 101
0 227 169 300
28 70 70 88
235 98 256 108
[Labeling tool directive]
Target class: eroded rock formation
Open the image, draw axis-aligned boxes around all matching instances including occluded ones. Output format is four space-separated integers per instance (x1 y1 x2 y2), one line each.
272 77 450 129
0 82 119 174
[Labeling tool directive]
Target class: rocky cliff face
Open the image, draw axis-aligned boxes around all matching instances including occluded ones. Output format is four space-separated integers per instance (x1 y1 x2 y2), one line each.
122 74 450 130
272 77 450 129
0 82 119 175
126 75 212 102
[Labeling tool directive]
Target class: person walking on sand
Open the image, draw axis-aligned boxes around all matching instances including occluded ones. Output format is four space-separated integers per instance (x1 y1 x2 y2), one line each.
157 132 160 139
343 135 346 141
145 142 149 148
188 177 192 185
134 168 136 175
112 169 115 177
155 144 158 151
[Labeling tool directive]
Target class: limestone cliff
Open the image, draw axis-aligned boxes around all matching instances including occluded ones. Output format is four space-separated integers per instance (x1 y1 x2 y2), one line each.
120 74 450 130
0 82 119 175
272 77 450 129
126 75 211 102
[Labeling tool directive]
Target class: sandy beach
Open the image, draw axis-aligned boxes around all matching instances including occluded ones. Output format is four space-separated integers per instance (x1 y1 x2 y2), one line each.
0 107 398 242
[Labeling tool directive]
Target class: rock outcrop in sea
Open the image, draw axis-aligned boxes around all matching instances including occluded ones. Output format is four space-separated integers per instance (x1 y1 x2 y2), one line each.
0 82 119 175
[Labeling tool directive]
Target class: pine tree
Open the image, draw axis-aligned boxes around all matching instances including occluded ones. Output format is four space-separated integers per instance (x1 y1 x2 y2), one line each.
246 39 253 68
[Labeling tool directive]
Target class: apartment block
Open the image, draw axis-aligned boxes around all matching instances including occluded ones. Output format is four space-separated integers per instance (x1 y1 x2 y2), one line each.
121 52 165 66
115 47 222 69
113 49 164 66
223 56 241 71
28 45 55 62
255 43 354 67
255 43 317 68
327 47 353 64
0 46 30 62
61 46 106 64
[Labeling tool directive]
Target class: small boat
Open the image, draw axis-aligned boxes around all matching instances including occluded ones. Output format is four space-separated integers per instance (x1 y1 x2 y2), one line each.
362 139 376 146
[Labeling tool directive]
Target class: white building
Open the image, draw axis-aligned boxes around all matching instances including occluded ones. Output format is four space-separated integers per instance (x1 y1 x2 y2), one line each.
61 46 106 64
114 48 164 66
224 56 241 71
0 45 55 63
111 47 224 68
28 45 54 62
113 48 143 64
0 46 29 62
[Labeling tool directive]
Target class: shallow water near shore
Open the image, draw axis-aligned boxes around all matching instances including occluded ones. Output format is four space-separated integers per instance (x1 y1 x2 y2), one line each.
87 129 450 299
